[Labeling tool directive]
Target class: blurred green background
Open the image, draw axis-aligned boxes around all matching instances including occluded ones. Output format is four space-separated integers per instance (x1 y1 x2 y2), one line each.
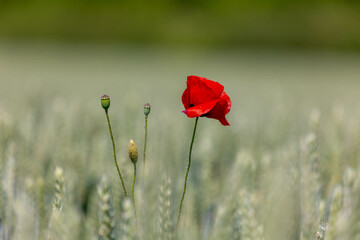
1 0 360 50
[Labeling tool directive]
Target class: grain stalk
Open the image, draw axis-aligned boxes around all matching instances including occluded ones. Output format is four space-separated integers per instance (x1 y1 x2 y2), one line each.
299 132 321 240
121 198 137 240
326 185 343 240
47 167 65 240
98 175 116 240
53 167 64 211
157 176 173 240
231 189 264 240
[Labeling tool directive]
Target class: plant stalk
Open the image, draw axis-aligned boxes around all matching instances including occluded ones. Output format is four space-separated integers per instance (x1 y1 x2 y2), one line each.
132 163 137 218
105 109 128 197
175 117 199 232
143 115 148 167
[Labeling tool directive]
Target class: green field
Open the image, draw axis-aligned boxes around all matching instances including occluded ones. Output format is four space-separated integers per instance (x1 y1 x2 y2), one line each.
1 0 360 50
1 42 360 239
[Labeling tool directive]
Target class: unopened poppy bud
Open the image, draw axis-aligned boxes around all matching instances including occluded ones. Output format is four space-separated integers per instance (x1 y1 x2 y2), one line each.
128 140 138 164
144 103 151 116
101 95 110 110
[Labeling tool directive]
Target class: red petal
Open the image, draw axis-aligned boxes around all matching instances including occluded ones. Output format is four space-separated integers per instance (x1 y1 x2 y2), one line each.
201 77 224 96
187 76 224 106
205 100 230 126
218 116 230 126
182 99 219 118
219 91 231 114
182 88 190 109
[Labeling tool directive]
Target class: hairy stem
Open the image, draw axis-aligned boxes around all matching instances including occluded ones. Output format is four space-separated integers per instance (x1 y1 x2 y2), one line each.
143 115 148 167
105 110 128 197
132 163 137 218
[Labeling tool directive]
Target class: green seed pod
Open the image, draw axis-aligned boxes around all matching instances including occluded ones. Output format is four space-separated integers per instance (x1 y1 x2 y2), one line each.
144 103 151 116
128 140 138 164
101 95 110 110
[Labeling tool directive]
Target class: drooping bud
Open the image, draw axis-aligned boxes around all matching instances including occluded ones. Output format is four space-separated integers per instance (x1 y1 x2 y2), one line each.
101 95 110 110
144 103 151 116
128 140 138 164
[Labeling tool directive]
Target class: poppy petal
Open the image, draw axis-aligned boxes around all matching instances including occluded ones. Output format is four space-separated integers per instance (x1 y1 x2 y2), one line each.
219 91 231 114
187 76 224 105
182 99 219 118
182 88 191 109
218 116 230 126
199 76 224 97
205 101 230 126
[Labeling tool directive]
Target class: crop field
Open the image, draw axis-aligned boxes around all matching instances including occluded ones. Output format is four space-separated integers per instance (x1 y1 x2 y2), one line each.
0 42 360 240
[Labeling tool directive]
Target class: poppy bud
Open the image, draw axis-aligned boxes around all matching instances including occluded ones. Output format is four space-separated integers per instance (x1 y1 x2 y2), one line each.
101 95 110 110
128 140 138 164
144 103 151 116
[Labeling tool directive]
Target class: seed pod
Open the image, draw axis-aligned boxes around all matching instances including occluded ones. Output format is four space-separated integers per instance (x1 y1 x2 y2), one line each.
101 95 110 110
144 103 151 116
128 140 138 164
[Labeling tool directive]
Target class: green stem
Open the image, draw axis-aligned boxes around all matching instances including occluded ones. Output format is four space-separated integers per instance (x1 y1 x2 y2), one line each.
143 115 148 168
142 115 148 183
132 163 137 218
105 110 128 197
175 117 199 231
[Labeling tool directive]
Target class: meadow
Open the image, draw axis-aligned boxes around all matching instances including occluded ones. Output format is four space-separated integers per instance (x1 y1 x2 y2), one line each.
0 42 360 239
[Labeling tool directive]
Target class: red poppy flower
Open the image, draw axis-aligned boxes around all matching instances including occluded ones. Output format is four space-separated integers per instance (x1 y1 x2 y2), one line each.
182 75 231 126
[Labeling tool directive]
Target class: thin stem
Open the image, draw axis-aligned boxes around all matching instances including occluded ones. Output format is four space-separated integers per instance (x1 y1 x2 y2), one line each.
132 163 137 218
142 115 148 182
105 110 128 197
175 117 199 231
143 115 148 168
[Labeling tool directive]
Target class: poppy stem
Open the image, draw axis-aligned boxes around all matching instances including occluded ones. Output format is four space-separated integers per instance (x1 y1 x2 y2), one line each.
104 109 128 198
176 117 199 232
132 162 137 218
143 115 148 174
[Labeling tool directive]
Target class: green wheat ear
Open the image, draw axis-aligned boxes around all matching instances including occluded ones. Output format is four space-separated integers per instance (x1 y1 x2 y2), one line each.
316 222 327 240
326 185 343 240
121 198 137 240
232 189 264 240
47 167 65 240
101 94 128 198
3 157 16 240
299 131 321 239
53 167 64 211
157 176 173 240
98 175 116 240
